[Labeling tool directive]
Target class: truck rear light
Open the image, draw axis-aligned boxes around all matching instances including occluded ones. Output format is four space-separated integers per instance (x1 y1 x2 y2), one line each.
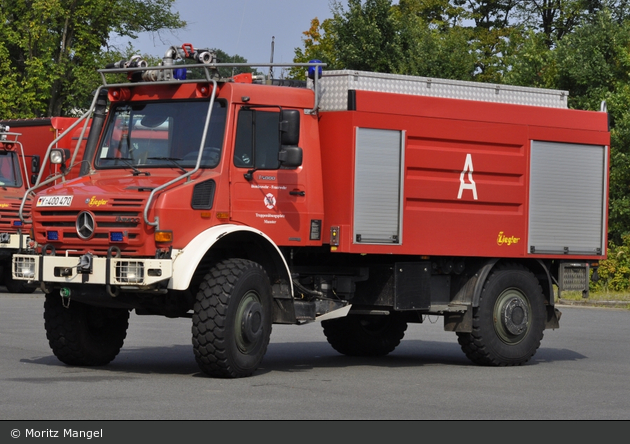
115 261 144 284
154 231 173 243
330 226 340 246
13 257 35 279
47 231 59 241
110 232 124 242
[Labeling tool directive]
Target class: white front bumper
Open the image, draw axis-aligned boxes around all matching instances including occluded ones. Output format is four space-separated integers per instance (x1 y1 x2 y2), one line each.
0 234 29 250
12 253 173 287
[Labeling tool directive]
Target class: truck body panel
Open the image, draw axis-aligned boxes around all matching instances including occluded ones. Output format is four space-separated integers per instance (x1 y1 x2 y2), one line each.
318 90 609 259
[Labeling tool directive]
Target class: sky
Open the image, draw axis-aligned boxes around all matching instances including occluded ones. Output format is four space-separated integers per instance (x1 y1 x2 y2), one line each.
111 0 337 76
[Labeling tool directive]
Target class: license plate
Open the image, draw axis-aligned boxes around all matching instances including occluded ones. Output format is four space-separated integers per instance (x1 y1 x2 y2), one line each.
36 195 73 207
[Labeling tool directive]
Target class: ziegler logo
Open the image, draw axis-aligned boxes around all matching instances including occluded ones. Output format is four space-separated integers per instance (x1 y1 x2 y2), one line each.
497 231 520 246
86 196 108 207
116 216 140 223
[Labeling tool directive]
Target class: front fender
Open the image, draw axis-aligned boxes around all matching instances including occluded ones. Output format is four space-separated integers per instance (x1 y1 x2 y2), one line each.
169 224 293 294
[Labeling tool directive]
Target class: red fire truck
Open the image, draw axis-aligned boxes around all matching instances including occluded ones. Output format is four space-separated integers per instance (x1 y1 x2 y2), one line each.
0 118 89 292
13 45 610 378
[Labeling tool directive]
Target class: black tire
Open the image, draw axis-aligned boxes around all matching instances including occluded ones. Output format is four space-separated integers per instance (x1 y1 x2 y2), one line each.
43 295 129 366
322 313 408 357
192 259 273 378
2 261 36 293
3 268 37 294
456 263 546 366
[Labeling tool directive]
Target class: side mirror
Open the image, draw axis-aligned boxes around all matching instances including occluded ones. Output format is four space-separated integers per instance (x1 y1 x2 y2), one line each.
278 146 303 168
31 155 40 173
279 110 300 146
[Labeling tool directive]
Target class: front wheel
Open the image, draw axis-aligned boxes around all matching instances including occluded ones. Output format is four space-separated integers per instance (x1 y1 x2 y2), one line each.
192 259 273 378
2 261 36 293
322 313 408 357
457 263 546 366
44 295 129 366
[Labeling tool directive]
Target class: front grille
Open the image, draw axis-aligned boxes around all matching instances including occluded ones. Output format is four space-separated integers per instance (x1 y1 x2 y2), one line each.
0 201 30 233
34 197 147 256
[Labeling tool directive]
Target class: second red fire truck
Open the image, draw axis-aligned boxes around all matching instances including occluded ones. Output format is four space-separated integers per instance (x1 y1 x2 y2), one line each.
0 118 88 292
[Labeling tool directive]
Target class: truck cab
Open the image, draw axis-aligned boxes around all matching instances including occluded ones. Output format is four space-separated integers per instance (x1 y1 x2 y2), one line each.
0 118 89 292
0 126 39 292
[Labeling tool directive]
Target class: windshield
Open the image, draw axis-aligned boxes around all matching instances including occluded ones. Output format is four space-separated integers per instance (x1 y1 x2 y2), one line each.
0 151 22 187
96 100 227 170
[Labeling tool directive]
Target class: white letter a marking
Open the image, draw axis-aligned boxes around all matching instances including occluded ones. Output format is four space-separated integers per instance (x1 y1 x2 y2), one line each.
458 154 478 200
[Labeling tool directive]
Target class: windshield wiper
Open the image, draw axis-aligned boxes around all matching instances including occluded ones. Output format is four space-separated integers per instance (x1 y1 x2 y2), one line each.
147 157 187 174
100 157 150 176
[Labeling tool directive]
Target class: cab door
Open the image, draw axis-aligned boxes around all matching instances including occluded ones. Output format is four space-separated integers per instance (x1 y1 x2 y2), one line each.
229 106 313 246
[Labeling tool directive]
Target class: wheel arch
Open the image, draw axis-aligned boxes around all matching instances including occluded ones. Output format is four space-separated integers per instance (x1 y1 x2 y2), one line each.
170 225 293 297
470 259 554 308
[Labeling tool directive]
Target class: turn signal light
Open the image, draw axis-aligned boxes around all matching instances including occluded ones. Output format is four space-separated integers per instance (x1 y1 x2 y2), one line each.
154 231 173 243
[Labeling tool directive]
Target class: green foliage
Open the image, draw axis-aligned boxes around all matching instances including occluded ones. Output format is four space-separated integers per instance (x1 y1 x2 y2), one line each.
395 9 477 79
290 18 340 80
330 0 404 73
0 0 185 118
502 29 557 88
592 234 630 292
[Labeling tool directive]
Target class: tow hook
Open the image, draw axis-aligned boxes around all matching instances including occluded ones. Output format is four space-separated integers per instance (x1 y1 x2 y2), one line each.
60 287 71 308
78 253 93 274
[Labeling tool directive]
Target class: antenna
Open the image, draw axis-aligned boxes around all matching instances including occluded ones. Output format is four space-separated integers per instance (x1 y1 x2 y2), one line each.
269 36 275 80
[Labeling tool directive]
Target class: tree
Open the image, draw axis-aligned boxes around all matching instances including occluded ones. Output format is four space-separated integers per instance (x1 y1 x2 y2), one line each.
292 0 476 79
290 17 340 80
330 0 404 73
0 0 185 118
394 9 477 79
551 11 630 243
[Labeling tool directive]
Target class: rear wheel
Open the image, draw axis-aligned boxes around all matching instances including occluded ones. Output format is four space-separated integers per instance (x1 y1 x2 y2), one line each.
192 259 273 378
457 263 546 366
322 313 408 357
44 295 129 366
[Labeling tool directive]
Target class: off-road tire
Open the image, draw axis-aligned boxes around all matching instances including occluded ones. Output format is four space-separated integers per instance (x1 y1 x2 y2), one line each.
192 259 273 378
322 313 408 357
456 263 546 366
43 295 129 366
2 262 36 293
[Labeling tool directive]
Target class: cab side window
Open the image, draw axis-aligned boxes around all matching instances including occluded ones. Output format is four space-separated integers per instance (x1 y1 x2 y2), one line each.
234 108 280 169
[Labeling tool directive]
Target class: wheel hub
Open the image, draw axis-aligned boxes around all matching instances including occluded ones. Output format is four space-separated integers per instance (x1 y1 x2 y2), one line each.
240 300 263 345
502 297 529 335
